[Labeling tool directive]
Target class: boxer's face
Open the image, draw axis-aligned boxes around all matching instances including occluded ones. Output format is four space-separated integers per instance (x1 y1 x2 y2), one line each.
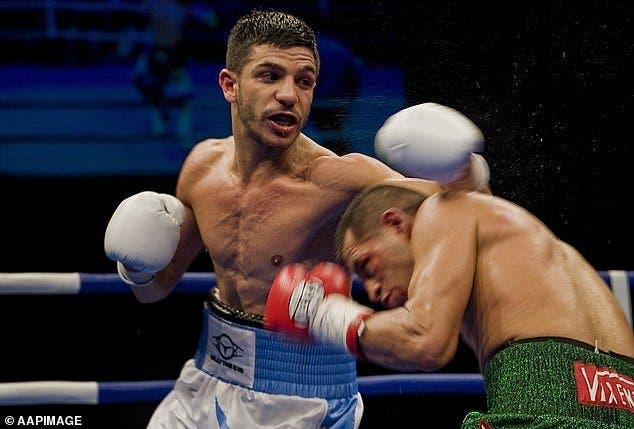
342 225 413 309
231 44 317 148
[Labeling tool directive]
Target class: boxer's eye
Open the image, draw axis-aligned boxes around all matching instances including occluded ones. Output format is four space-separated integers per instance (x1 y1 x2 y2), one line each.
356 257 373 279
259 71 280 82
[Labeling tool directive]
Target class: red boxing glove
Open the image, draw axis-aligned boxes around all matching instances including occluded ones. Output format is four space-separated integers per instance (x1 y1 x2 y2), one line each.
264 262 351 336
265 262 373 357
308 263 373 356
307 262 352 297
264 263 311 336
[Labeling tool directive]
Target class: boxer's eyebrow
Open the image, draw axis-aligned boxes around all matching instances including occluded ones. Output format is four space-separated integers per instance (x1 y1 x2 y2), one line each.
254 62 316 77
345 250 362 276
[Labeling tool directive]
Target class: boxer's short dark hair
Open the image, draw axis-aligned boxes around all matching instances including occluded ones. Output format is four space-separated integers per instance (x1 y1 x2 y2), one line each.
335 185 426 260
226 9 320 77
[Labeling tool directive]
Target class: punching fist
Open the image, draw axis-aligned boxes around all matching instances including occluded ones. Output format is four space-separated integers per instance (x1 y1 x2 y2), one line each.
374 102 486 185
264 262 373 356
104 191 185 286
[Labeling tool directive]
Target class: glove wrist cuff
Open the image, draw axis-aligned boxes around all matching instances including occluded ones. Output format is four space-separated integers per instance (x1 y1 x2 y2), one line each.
470 153 490 191
117 261 155 287
346 313 372 360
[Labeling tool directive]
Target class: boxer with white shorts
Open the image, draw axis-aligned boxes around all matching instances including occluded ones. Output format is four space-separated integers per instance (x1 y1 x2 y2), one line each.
104 9 489 428
148 297 361 428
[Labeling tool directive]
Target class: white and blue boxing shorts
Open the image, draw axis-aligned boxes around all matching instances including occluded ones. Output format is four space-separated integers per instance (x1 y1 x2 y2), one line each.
147 294 362 428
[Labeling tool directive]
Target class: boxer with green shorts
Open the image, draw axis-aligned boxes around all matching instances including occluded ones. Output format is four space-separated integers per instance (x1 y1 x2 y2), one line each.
264 184 634 427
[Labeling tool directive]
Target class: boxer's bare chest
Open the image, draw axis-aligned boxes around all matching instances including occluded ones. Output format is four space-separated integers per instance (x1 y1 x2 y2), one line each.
195 173 347 282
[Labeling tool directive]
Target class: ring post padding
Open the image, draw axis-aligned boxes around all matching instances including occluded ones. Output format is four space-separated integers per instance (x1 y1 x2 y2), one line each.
0 381 98 405
608 270 632 327
0 272 81 295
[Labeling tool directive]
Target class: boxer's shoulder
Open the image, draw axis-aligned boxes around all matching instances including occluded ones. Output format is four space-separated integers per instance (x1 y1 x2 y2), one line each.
307 152 400 193
409 190 462 228
187 137 233 163
186 138 234 171
177 137 233 197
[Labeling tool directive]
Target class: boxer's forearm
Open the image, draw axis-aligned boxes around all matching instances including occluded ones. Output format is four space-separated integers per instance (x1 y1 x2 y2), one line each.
129 266 181 303
359 308 455 372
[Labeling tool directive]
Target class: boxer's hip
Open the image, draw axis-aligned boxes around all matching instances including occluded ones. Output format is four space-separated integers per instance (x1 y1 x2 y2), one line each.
463 337 634 428
194 288 358 399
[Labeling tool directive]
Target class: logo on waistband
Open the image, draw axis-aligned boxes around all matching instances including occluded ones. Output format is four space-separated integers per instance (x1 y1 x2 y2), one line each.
212 333 244 360
573 361 634 413
203 314 255 387
207 333 245 374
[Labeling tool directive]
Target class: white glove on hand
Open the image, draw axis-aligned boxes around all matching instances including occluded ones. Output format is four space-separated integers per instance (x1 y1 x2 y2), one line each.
375 102 485 183
104 191 185 286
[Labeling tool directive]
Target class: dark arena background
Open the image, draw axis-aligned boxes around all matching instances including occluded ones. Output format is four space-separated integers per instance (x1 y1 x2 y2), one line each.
1 1 633 428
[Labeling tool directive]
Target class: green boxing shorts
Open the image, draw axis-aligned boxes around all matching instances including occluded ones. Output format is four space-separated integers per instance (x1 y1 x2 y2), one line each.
462 337 634 429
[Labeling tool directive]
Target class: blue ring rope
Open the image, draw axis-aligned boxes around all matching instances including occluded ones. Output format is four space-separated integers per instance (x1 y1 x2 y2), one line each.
99 373 486 404
77 271 630 294
97 373 486 403
0 373 486 406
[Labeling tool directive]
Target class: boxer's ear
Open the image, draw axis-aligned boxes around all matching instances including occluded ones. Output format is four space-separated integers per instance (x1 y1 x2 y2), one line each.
379 208 412 235
219 69 237 102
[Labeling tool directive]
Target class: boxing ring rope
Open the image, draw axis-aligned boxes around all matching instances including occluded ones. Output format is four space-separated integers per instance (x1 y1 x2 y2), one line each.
0 270 631 406
1 270 632 326
0 374 487 406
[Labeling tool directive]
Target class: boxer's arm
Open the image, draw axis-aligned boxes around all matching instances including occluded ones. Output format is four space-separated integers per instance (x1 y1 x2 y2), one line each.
107 147 207 303
312 105 491 198
131 158 207 303
359 193 476 371
312 152 443 197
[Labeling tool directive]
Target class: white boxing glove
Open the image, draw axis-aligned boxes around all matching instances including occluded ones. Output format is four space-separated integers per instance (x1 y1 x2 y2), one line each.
104 191 185 286
375 102 485 183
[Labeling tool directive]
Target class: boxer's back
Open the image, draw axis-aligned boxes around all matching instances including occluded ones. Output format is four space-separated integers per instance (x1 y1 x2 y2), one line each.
462 193 634 366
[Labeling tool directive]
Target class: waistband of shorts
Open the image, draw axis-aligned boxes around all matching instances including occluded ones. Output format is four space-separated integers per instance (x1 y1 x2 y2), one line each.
488 337 634 365
483 337 634 423
206 287 264 328
194 301 358 399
